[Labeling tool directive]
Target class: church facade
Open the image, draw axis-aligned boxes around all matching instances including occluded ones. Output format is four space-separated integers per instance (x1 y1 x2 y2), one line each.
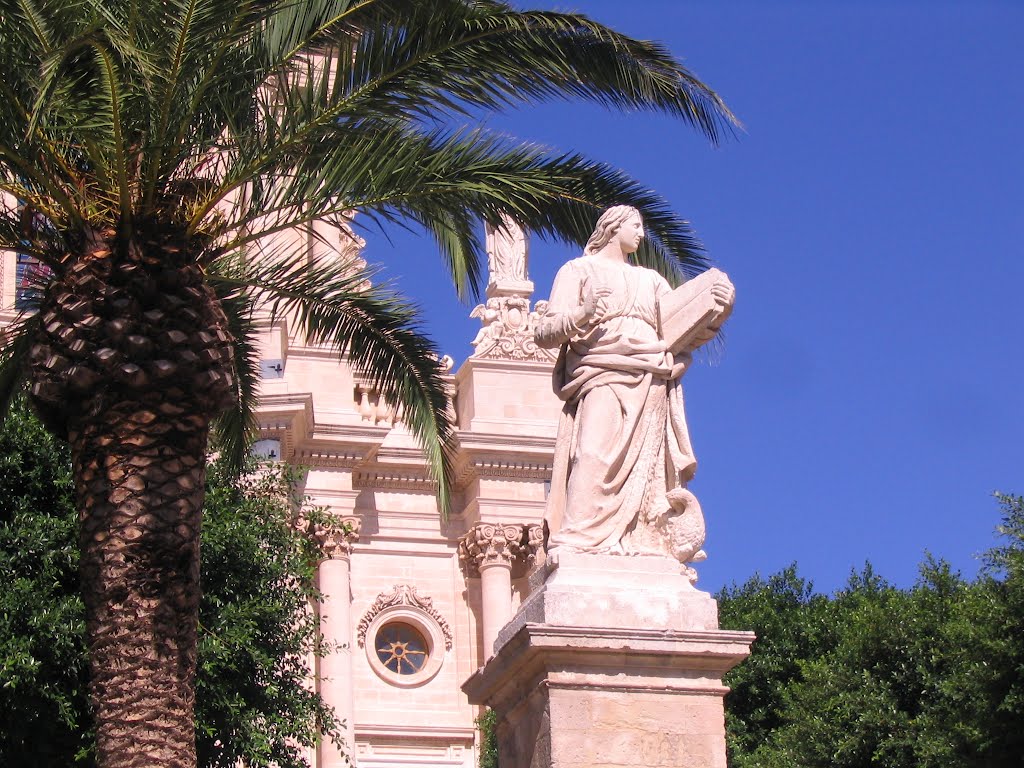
248 216 557 768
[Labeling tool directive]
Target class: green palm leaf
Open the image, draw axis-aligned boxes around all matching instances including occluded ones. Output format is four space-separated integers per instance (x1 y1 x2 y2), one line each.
207 248 457 513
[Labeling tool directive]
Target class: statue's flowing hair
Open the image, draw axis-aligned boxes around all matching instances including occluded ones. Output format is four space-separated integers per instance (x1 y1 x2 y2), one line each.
584 205 642 255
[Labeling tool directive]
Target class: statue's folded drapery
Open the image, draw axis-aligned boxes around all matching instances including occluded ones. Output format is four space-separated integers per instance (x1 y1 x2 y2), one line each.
535 255 696 553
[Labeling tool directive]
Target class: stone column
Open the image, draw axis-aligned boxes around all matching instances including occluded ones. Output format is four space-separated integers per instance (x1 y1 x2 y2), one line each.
459 523 527 659
311 516 361 768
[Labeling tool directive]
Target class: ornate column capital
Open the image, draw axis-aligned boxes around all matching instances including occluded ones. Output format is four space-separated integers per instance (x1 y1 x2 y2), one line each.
458 522 531 577
306 515 361 560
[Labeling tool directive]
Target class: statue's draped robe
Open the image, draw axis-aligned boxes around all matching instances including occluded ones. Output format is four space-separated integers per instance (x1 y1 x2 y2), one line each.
535 256 696 553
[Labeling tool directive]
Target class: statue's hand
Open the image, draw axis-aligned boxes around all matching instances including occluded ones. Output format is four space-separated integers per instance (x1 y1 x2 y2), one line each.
579 279 613 325
711 277 735 307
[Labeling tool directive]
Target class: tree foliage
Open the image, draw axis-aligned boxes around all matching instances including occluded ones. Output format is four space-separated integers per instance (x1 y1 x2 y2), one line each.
0 402 340 767
719 496 1024 768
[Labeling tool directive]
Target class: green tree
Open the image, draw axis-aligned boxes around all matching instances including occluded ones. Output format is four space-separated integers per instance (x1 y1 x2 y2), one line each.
716 565 832 762
720 498 1024 768
0 401 341 767
929 494 1024 766
0 2 735 764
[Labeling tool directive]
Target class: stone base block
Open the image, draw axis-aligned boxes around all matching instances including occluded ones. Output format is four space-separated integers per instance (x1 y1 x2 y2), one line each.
465 553 754 768
463 623 754 768
495 552 719 653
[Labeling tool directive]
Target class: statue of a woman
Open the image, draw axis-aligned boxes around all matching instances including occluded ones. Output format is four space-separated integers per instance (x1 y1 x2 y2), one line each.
535 206 704 560
485 215 527 282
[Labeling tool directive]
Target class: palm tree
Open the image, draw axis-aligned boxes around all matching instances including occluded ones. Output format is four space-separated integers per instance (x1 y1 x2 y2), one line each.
0 1 735 766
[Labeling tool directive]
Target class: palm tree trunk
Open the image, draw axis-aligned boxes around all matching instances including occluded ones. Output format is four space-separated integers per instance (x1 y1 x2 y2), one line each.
70 407 211 768
27 229 238 767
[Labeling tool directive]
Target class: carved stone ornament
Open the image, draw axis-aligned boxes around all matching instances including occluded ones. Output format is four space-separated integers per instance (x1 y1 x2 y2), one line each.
524 523 545 565
303 515 360 560
469 296 557 362
458 522 544 577
356 585 453 651
335 213 367 267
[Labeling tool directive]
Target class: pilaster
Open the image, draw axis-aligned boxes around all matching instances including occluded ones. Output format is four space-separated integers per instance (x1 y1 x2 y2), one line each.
310 516 361 768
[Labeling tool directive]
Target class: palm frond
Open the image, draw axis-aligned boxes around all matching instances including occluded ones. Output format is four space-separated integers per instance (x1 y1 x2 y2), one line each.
0 313 40 427
206 247 457 512
217 122 707 297
189 0 735 232
209 283 262 474
328 2 737 140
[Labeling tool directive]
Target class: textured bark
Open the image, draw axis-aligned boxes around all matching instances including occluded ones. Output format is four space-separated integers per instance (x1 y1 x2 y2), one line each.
26 225 236 767
72 412 208 767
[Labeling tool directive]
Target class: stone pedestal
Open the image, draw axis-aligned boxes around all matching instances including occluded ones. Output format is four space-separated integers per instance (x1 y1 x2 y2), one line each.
462 553 754 768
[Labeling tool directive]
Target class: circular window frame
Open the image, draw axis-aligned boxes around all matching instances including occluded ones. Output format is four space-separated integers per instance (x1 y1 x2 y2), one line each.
364 606 445 688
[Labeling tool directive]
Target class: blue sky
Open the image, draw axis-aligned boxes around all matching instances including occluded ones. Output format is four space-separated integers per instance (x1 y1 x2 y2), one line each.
365 1 1023 594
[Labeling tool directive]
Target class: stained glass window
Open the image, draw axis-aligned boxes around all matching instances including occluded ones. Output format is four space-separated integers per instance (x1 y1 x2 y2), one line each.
374 622 429 675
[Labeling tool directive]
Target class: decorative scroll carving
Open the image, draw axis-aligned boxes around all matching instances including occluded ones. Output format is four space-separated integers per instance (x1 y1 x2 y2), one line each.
305 515 361 560
523 523 545 565
469 297 557 362
336 215 367 268
458 522 532 577
357 585 453 651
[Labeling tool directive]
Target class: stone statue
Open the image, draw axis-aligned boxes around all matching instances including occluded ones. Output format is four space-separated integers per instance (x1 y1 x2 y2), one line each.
469 297 503 353
534 205 734 579
485 214 528 282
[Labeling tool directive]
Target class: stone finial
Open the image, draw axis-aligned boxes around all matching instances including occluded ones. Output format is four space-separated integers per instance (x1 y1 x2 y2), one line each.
307 515 361 560
469 215 555 362
458 522 528 577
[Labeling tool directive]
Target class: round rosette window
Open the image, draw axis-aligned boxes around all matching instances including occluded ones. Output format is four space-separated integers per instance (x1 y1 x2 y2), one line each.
365 607 446 687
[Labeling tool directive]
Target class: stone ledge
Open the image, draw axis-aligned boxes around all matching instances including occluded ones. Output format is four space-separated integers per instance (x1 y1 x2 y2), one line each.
464 623 756 707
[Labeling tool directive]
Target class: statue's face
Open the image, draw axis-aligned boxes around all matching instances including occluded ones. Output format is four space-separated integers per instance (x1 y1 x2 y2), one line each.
615 213 645 254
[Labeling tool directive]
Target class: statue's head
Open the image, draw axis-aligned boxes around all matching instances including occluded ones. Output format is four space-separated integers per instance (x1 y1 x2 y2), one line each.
584 205 644 255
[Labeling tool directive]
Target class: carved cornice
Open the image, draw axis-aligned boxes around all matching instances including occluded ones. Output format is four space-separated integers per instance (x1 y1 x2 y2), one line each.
294 448 366 468
458 522 544 577
352 469 434 491
454 459 553 490
453 431 556 489
356 585 453 651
